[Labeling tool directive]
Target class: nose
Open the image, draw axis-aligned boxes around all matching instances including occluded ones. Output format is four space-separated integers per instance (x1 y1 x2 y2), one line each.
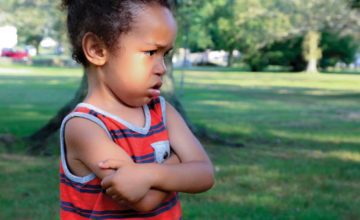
154 58 167 76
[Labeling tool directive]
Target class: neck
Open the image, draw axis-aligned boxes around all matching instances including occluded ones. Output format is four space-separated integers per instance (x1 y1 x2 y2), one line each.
84 66 138 111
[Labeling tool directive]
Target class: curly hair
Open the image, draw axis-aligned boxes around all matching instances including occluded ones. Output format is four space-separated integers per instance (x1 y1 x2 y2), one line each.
61 0 171 66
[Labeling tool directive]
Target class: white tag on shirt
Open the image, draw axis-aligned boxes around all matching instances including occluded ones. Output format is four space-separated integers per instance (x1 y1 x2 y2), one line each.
150 141 170 163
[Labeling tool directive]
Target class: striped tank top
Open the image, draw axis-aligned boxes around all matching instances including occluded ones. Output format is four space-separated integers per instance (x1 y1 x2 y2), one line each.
59 96 182 219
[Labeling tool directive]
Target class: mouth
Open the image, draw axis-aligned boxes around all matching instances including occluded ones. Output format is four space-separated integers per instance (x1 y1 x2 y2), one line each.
148 81 163 98
151 81 163 90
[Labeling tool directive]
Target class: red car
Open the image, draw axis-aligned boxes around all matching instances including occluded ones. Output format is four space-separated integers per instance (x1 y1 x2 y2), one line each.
1 48 29 61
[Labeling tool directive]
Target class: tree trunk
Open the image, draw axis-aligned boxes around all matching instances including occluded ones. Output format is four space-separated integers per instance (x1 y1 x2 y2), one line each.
227 49 234 67
303 31 322 73
306 58 318 73
26 72 88 154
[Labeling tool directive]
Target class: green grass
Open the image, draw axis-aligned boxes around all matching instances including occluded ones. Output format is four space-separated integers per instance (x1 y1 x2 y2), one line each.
0 65 82 136
0 65 359 219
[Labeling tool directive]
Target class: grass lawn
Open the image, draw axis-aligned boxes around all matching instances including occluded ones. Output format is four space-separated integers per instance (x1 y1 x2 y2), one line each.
0 65 359 219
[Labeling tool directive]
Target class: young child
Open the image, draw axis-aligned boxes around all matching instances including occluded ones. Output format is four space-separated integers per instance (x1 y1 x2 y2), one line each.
59 0 214 219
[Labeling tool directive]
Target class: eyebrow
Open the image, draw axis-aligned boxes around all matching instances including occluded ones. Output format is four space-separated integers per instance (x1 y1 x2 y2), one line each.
146 42 174 50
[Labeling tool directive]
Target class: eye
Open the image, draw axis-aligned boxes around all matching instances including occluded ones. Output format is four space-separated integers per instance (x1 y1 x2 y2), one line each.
145 50 157 56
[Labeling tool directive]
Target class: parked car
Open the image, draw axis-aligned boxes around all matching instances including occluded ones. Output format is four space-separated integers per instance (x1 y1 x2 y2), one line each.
1 48 29 61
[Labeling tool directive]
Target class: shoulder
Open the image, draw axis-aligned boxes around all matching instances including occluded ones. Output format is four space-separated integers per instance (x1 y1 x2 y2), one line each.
64 116 112 154
164 100 191 133
63 115 133 179
65 115 109 140
163 100 209 163
164 100 182 124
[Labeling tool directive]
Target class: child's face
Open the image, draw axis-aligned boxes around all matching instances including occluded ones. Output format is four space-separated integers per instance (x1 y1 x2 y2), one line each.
103 4 177 107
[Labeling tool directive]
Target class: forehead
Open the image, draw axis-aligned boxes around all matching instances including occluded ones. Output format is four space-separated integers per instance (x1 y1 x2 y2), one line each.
126 4 177 45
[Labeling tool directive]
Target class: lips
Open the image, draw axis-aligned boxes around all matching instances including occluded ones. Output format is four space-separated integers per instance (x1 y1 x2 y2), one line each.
151 81 163 90
149 81 162 97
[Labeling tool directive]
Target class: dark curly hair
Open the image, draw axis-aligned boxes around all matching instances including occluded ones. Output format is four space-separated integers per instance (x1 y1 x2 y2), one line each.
61 0 172 66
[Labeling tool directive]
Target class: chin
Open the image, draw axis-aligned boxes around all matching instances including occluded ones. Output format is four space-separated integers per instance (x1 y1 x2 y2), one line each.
130 97 152 107
126 96 154 107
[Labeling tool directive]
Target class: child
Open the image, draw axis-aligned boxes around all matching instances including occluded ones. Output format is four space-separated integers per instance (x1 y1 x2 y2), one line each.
59 0 214 219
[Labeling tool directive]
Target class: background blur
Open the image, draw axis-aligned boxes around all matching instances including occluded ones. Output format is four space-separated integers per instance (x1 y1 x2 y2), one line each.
0 0 359 219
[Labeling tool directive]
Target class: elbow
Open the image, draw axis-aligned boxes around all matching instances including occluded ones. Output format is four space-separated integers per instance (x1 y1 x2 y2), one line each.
197 164 215 193
205 166 215 191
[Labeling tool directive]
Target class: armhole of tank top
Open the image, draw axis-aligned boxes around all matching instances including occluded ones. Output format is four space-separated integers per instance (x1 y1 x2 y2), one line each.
159 96 167 127
60 112 112 184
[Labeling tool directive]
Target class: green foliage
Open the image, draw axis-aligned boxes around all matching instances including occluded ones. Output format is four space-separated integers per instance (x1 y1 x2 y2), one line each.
320 32 359 68
175 0 214 51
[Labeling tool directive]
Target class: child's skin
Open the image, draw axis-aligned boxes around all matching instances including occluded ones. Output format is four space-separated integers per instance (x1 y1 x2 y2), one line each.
64 3 214 212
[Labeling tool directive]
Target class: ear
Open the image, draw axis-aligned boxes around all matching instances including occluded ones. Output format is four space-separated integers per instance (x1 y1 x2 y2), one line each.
82 32 108 66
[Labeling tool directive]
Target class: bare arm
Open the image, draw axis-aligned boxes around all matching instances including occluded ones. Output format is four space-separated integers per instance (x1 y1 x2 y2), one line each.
147 102 214 192
99 152 180 211
155 102 214 192
101 102 215 193
65 117 178 211
129 153 179 211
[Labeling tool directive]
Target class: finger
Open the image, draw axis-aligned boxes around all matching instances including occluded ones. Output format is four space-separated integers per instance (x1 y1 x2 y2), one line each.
107 188 126 203
98 159 124 169
106 186 116 196
101 175 113 189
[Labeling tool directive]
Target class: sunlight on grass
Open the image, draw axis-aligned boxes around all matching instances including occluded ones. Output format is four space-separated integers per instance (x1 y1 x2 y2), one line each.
0 154 46 174
178 71 360 91
305 150 360 163
0 67 32 74
0 66 82 77
270 130 360 145
197 99 254 111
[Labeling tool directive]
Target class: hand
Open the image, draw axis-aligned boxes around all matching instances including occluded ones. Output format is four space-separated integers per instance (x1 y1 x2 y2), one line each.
99 160 153 203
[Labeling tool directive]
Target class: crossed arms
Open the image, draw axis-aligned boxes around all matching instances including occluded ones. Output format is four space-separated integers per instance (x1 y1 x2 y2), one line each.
65 101 215 211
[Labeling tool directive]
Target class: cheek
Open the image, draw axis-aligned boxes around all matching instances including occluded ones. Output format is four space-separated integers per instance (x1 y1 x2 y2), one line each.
129 56 152 80
108 54 152 91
